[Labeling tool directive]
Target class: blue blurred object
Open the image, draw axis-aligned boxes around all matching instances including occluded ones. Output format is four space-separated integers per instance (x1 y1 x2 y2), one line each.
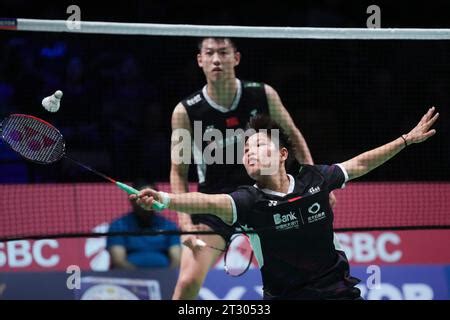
40 41 67 58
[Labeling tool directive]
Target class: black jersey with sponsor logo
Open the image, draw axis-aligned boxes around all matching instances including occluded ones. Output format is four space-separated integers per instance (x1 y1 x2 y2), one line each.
229 164 361 300
182 79 269 194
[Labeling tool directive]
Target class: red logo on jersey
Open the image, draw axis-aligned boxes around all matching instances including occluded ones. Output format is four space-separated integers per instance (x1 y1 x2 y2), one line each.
288 196 302 202
226 117 239 127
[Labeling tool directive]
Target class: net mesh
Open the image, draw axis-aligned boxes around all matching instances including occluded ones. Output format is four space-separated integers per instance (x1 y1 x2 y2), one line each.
0 26 449 241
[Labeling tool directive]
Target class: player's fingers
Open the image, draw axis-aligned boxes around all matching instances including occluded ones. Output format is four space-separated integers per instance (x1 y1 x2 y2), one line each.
136 195 150 204
142 195 154 205
138 188 155 198
425 112 439 129
138 189 149 197
137 195 155 210
420 106 434 124
423 129 436 140
129 194 137 200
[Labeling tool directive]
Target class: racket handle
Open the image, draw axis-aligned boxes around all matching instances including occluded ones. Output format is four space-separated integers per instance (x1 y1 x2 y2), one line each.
116 181 166 211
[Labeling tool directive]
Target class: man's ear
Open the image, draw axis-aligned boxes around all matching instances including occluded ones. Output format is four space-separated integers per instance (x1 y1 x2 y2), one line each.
234 51 241 67
197 53 203 68
280 147 289 162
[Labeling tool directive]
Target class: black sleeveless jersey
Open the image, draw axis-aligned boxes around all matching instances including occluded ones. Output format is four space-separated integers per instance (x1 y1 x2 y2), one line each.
182 79 269 194
229 164 361 299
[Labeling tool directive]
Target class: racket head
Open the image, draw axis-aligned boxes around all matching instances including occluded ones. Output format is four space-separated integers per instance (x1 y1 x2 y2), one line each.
0 114 65 164
223 233 254 277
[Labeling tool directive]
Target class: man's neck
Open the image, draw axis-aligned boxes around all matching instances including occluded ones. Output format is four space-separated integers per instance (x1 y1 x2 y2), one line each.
206 78 238 109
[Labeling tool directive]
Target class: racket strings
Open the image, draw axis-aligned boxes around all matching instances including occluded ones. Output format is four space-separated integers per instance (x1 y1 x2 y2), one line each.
223 234 254 277
2 115 65 163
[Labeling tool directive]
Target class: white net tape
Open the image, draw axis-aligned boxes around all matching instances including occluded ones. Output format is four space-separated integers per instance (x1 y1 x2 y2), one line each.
4 18 450 40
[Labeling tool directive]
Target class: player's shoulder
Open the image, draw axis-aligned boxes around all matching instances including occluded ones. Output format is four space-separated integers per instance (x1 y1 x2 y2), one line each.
241 80 265 89
180 88 204 108
234 184 259 197
241 81 278 98
241 81 270 102
296 164 326 179
298 164 344 180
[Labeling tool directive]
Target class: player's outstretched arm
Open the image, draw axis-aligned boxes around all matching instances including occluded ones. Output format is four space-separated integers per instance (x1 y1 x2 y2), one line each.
340 107 439 181
130 190 234 225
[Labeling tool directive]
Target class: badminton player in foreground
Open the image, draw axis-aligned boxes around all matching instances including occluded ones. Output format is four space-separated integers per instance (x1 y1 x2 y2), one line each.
132 107 438 300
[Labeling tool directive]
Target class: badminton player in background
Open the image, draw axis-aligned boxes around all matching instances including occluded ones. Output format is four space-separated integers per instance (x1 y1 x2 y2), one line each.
170 37 320 299
135 108 439 299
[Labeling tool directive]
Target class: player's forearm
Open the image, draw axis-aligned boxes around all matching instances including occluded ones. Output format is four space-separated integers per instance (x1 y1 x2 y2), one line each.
170 164 195 229
170 165 189 193
341 137 406 180
290 128 314 165
167 193 233 225
265 84 314 165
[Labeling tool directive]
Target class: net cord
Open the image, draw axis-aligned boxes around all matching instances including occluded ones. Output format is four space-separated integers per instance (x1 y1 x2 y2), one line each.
3 18 450 40
1 225 450 242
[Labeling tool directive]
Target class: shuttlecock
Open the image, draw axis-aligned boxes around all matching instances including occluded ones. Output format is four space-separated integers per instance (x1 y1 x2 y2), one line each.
42 90 63 112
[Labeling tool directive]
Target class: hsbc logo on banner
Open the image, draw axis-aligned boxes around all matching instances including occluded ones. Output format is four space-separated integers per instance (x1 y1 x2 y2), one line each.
0 223 111 271
84 223 110 271
0 240 60 269
336 232 403 263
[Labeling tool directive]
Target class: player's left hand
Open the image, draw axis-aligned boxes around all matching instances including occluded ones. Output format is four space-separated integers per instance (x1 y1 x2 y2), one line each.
403 107 439 145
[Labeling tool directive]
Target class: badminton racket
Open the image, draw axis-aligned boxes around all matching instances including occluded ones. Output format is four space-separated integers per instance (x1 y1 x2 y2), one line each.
0 114 165 210
195 234 254 277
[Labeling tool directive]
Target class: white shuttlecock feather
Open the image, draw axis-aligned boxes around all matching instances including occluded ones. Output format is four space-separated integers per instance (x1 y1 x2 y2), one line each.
42 90 63 112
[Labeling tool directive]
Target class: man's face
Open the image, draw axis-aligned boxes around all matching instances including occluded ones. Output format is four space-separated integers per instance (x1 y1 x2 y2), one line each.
197 38 240 82
243 132 286 179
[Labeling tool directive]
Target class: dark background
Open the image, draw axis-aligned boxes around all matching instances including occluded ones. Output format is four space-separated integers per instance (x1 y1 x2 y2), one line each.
0 0 449 183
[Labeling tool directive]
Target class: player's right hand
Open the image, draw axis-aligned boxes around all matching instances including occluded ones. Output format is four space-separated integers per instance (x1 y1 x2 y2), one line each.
130 188 161 211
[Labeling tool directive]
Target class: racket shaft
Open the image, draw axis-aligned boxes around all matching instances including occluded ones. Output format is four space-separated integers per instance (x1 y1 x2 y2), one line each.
66 156 165 210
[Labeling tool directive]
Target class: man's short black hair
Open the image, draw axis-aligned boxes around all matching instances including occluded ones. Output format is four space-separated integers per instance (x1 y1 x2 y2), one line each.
197 37 238 52
247 115 292 152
